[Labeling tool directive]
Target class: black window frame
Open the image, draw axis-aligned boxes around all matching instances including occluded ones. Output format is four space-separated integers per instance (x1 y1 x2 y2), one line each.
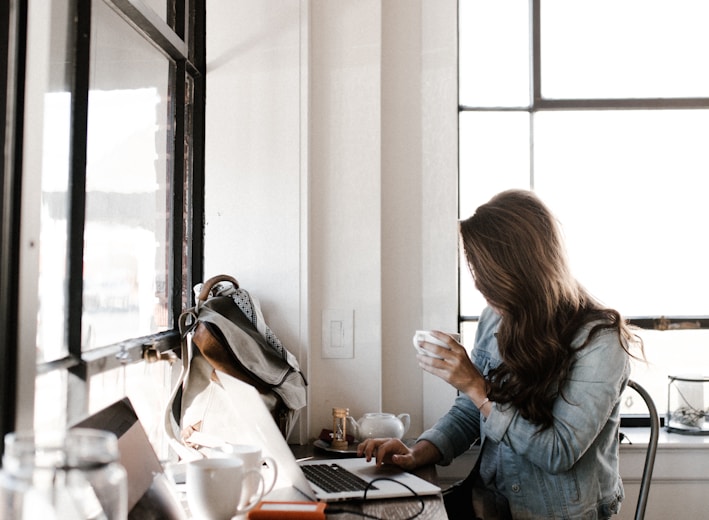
0 0 205 455
0 0 27 455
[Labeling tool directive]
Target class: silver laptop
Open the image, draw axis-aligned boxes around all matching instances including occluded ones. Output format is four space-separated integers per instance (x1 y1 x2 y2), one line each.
73 398 187 519
205 371 441 503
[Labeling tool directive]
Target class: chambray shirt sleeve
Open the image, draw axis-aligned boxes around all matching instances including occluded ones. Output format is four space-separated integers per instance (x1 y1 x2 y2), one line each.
482 327 630 474
417 306 500 465
417 393 481 466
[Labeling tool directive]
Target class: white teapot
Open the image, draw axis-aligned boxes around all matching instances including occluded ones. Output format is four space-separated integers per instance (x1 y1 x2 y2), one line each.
346 412 411 440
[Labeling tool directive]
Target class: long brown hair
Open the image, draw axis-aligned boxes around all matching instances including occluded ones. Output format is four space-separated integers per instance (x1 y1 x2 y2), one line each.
459 189 642 429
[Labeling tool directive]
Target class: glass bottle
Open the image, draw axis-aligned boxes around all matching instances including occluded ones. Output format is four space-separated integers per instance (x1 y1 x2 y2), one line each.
2 428 127 519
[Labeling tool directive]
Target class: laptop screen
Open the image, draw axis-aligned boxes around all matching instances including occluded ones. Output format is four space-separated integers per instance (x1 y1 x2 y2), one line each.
72 398 186 519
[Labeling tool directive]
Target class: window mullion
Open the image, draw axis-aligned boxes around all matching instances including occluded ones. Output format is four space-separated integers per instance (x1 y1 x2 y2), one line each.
538 98 709 110
67 0 91 361
529 0 539 192
64 0 93 423
629 317 709 331
1 0 26 453
105 0 189 60
171 61 185 321
531 0 541 108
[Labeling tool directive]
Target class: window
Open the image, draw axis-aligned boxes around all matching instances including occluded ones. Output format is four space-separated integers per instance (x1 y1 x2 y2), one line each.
1 0 24 451
1 0 205 457
458 0 709 418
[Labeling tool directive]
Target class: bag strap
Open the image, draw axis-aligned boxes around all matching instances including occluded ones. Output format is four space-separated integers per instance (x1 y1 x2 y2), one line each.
163 274 257 460
195 274 239 308
162 305 206 461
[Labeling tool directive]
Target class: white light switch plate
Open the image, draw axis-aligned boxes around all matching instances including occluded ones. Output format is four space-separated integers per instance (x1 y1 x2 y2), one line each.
322 309 354 358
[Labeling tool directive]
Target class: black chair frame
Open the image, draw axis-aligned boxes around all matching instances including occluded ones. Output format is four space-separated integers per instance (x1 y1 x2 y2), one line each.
626 379 660 520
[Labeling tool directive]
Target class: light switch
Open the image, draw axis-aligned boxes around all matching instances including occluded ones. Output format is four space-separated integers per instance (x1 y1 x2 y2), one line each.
330 320 343 349
322 309 353 358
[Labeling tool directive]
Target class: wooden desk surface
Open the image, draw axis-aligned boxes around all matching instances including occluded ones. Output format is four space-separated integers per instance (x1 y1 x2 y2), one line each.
286 442 477 520
174 443 476 519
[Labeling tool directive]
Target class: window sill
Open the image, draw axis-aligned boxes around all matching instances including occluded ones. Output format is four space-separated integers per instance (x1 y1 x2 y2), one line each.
619 426 709 449
619 427 709 482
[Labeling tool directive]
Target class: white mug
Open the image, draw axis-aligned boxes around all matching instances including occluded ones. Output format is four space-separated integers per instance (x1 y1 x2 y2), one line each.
413 330 461 359
216 444 278 504
187 458 264 520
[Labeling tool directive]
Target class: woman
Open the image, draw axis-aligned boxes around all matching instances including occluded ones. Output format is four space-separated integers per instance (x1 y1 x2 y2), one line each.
358 190 643 519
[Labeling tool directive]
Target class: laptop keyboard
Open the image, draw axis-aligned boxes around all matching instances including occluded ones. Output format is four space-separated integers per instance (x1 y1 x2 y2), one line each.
301 463 379 493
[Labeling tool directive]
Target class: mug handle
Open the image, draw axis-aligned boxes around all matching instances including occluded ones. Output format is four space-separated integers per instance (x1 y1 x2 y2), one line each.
235 468 265 514
260 456 278 495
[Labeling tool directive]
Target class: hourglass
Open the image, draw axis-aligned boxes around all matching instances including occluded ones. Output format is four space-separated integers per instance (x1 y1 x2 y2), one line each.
331 407 349 449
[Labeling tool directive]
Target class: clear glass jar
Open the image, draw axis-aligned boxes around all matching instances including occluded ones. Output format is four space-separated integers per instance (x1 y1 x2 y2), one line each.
667 374 709 434
1 428 127 519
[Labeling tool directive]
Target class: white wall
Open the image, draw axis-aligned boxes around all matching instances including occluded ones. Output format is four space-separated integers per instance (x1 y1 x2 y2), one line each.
204 0 458 442
203 0 308 437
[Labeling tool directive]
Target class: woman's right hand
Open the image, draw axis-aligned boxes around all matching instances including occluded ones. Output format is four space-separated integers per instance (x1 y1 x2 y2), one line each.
417 331 488 409
356 438 440 470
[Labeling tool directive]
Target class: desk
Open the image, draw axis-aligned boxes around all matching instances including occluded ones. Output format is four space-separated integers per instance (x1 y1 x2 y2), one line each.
282 443 473 520
171 444 474 519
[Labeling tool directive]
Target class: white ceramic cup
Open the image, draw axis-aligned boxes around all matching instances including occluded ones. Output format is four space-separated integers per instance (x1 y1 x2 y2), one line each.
186 458 264 520
413 330 461 359
217 444 278 504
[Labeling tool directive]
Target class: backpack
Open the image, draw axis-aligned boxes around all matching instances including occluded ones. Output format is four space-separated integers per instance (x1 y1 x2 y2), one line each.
164 275 307 459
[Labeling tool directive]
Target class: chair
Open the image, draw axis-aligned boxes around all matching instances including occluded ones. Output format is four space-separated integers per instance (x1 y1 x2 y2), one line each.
626 379 660 520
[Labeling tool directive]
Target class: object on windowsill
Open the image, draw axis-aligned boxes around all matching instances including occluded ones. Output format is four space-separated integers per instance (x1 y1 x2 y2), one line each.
666 374 709 435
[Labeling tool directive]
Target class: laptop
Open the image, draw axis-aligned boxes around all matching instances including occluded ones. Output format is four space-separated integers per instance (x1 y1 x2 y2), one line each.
72 398 187 519
194 371 441 503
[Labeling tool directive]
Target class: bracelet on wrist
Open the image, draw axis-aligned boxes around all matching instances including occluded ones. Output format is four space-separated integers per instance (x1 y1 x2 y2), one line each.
477 397 490 411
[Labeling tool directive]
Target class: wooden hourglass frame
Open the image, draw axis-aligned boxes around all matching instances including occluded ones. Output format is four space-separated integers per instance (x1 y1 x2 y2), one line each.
331 407 349 449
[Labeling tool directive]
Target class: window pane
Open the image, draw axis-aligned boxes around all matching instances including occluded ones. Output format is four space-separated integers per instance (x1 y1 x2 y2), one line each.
534 110 709 316
82 0 173 348
459 112 531 316
89 360 174 459
542 0 709 99
624 329 709 419
37 0 73 363
459 112 531 218
459 0 529 107
460 321 479 354
34 370 68 431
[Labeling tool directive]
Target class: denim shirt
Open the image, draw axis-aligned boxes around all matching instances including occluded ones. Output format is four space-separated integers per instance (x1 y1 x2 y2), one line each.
419 307 630 519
